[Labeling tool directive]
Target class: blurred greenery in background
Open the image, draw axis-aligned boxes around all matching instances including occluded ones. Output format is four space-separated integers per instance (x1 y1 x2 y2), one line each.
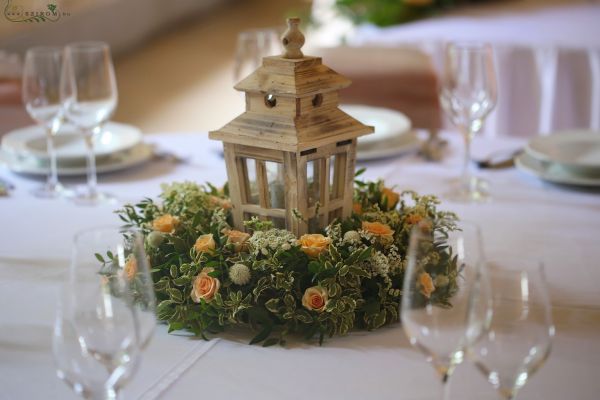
335 0 493 26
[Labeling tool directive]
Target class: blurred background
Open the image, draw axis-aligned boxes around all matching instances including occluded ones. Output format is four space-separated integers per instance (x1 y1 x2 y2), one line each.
1 0 598 136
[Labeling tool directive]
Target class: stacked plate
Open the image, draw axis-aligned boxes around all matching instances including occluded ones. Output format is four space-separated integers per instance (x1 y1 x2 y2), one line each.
339 104 418 161
516 130 600 187
1 122 153 176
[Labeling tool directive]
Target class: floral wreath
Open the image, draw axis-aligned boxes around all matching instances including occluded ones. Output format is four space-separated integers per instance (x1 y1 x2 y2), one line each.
116 170 459 346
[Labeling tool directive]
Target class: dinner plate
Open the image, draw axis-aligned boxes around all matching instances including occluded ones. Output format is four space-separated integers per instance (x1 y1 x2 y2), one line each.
526 130 600 171
1 142 154 176
1 122 143 161
357 130 420 161
515 151 600 187
340 104 412 146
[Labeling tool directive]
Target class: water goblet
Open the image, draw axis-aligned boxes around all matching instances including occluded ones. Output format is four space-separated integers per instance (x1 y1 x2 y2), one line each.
468 257 554 400
233 28 282 83
439 42 498 202
401 221 490 399
61 42 118 205
22 46 67 198
53 226 156 400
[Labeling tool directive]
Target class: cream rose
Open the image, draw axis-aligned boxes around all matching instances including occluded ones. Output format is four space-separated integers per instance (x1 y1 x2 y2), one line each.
191 268 220 303
419 272 436 298
302 286 328 312
225 229 250 253
380 187 399 210
299 234 331 258
361 221 395 240
194 234 216 254
152 214 179 233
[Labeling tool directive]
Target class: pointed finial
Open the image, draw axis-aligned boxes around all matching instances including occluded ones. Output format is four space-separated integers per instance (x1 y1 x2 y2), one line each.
282 17 305 59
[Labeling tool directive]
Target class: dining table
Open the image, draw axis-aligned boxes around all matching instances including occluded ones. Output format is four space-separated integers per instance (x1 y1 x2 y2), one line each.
1 130 599 400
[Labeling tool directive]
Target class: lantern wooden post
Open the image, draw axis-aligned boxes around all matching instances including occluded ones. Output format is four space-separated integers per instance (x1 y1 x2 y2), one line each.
209 18 373 236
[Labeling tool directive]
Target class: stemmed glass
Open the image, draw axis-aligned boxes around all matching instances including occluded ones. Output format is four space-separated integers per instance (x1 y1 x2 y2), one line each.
53 226 156 400
61 42 118 205
439 42 497 202
468 257 554 400
22 46 67 198
233 28 282 82
401 221 490 400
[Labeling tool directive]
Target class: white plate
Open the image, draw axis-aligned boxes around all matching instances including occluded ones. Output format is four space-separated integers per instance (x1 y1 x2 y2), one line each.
526 130 600 171
515 151 600 187
340 104 412 145
1 122 143 161
357 131 420 161
1 142 154 176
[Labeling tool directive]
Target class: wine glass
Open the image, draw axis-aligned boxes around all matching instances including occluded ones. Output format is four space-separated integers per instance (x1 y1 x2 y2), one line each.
22 46 68 198
468 257 554 400
439 42 497 202
61 42 118 205
53 226 156 400
401 221 490 400
233 28 282 83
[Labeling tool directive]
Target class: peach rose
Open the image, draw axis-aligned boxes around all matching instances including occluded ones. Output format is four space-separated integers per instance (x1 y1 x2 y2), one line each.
194 234 216 254
419 272 436 298
362 221 395 240
299 234 331 258
406 214 423 225
191 268 220 303
152 214 179 234
302 286 328 312
380 187 399 210
123 256 137 280
209 195 232 210
352 202 363 215
225 229 250 252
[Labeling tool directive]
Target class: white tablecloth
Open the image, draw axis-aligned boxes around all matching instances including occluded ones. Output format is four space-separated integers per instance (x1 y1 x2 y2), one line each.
1 132 600 399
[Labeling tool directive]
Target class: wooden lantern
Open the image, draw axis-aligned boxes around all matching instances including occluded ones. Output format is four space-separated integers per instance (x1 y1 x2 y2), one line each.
209 18 373 236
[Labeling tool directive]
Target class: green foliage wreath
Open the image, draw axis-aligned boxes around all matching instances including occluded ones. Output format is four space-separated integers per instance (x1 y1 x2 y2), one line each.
116 171 459 346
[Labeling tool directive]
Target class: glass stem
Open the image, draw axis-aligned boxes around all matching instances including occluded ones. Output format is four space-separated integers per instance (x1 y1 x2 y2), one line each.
441 374 451 400
46 126 59 190
87 386 121 400
461 127 473 188
84 130 98 199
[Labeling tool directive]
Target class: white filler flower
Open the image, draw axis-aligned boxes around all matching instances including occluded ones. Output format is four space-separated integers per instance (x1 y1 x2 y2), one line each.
229 263 251 285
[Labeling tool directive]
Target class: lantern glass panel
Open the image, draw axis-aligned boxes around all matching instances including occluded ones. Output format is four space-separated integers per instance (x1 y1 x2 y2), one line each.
329 208 343 222
329 155 337 200
244 158 260 205
329 153 346 201
271 217 286 229
308 216 319 233
265 161 285 209
307 159 321 207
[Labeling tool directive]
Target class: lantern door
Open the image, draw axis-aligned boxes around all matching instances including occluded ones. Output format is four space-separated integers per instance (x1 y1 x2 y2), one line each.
223 143 289 230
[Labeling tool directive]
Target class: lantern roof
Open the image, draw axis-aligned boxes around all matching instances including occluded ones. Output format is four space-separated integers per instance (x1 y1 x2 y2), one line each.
209 18 373 152
234 56 352 97
209 107 373 152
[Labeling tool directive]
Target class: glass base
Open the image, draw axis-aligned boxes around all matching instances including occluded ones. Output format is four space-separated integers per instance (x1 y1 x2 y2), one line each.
445 176 491 203
31 182 72 199
70 188 117 206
